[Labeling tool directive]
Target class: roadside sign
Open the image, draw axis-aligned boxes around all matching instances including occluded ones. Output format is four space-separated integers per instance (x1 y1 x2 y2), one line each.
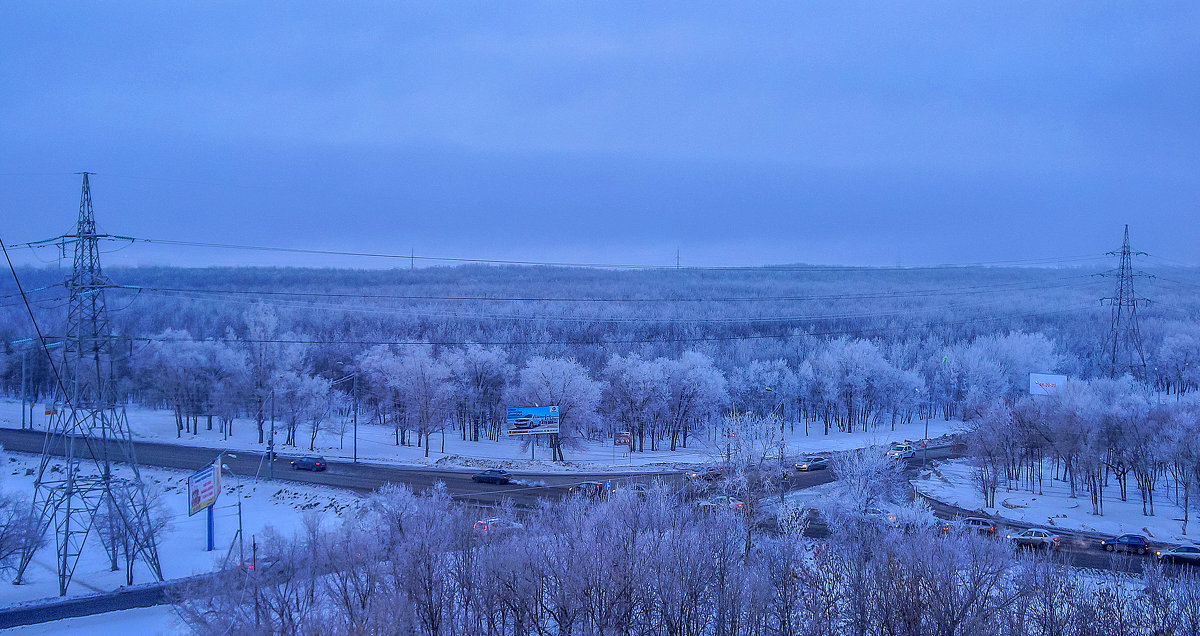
615 431 631 446
506 405 560 436
1029 373 1067 396
187 461 221 516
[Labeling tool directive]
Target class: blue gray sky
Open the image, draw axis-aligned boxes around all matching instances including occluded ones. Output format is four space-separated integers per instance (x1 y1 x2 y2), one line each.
2 2 1197 268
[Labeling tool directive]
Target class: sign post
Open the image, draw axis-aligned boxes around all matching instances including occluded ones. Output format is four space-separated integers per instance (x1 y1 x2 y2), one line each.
188 459 222 552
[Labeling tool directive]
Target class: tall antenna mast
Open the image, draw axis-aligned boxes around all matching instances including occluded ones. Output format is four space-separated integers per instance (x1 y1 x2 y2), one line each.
1100 224 1151 380
14 173 163 595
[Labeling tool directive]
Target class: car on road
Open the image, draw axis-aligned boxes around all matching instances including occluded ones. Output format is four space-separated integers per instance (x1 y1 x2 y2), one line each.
471 469 512 485
290 456 327 472
619 482 652 498
887 444 915 459
696 495 745 512
1156 545 1200 566
473 517 524 533
569 481 608 499
1007 528 1061 550
686 467 725 482
794 455 829 471
942 517 997 535
1100 534 1151 555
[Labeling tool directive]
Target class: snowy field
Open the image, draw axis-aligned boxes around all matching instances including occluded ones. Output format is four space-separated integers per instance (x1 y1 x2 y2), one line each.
916 458 1200 545
0 400 963 473
6 605 181 636
0 449 360 608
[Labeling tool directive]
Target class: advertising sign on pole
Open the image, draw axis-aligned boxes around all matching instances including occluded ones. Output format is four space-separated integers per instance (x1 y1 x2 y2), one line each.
506 405 560 436
615 431 631 446
187 461 221 516
1029 373 1068 396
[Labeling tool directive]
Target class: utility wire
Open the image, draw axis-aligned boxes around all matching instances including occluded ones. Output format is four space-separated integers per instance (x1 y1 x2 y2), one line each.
11 234 1110 272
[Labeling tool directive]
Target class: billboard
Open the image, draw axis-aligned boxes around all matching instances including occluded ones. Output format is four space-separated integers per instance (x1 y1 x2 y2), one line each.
615 431 631 446
1029 373 1068 396
506 405 559 436
187 461 221 516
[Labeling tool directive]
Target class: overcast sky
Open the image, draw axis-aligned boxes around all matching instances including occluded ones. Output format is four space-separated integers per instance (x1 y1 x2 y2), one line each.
1 2 1197 268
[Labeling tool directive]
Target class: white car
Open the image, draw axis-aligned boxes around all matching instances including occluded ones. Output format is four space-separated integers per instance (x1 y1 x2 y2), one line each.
887 444 916 459
1007 528 1061 550
473 517 524 533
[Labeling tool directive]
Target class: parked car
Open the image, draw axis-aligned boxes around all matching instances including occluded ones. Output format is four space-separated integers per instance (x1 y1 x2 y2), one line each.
1100 534 1150 555
1156 545 1200 566
473 517 524 533
290 456 327 472
887 444 915 459
794 455 829 471
1007 528 1061 550
471 469 511 485
569 481 607 499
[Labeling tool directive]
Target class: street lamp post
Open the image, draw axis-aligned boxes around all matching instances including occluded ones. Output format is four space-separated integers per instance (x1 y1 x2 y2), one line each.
220 459 245 567
332 370 358 463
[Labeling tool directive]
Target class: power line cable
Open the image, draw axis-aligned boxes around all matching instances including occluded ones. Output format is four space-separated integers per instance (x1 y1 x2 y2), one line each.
11 234 1110 271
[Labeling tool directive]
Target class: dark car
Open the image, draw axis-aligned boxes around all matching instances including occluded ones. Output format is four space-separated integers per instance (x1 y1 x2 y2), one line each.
1100 534 1150 555
1157 545 1200 565
290 456 327 472
569 481 608 499
471 469 512 485
686 467 725 482
794 455 829 471
622 482 652 498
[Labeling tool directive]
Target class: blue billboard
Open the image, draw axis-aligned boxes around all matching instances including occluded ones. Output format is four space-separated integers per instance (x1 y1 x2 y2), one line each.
506 405 560 436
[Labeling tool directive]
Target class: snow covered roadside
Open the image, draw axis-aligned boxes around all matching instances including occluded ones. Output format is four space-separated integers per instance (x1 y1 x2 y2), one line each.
4 605 181 636
0 400 964 474
0 450 360 608
915 458 1200 546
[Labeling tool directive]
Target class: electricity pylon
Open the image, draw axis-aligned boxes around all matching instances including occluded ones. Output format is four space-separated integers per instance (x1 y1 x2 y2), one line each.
13 173 163 595
1100 224 1151 380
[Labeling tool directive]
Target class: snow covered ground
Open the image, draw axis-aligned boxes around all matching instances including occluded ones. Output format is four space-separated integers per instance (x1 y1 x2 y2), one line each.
916 458 1200 545
0 399 964 473
0 449 360 608
6 606 181 636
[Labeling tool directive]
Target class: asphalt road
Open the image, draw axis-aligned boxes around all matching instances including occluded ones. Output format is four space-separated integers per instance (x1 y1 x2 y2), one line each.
0 427 682 508
0 429 1169 629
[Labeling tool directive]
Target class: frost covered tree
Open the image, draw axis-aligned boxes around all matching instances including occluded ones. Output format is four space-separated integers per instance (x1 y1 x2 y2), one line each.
445 344 511 442
509 356 601 461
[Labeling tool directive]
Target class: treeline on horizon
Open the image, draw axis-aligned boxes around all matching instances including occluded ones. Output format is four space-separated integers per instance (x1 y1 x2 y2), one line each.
1 263 1198 453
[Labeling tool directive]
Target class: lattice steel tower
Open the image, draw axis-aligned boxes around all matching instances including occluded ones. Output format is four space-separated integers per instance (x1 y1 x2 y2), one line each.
1100 224 1151 380
13 173 163 595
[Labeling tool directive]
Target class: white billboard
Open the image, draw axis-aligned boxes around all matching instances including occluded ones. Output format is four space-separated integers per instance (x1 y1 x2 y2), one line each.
506 406 560 436
1029 373 1068 396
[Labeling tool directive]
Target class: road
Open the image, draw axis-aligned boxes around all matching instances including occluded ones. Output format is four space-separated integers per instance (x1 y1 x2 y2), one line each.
0 427 682 508
0 429 1162 629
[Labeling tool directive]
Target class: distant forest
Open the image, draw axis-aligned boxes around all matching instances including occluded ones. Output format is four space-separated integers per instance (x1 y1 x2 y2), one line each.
2 263 1198 452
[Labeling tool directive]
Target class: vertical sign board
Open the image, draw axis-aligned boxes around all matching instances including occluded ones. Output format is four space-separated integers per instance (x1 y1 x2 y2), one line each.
506 405 560 436
187 461 221 516
1029 373 1068 396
